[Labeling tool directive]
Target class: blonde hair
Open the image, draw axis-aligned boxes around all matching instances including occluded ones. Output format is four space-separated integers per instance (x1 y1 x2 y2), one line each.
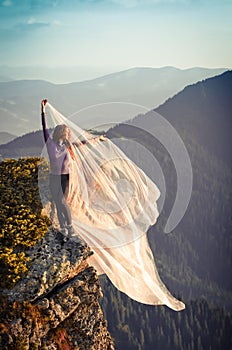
52 124 70 143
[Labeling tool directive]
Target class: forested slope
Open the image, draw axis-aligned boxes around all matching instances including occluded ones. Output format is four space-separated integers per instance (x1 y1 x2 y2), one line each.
99 276 232 350
101 71 232 349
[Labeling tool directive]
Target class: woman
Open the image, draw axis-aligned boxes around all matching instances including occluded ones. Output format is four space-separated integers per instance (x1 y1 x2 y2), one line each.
41 99 74 238
41 99 105 239
40 101 185 311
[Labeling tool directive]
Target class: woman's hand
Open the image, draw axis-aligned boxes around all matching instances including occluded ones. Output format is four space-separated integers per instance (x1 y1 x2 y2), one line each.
41 99 48 114
99 134 108 141
92 135 107 143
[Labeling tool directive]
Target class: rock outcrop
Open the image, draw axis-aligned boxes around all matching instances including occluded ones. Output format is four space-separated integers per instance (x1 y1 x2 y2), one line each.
0 229 114 350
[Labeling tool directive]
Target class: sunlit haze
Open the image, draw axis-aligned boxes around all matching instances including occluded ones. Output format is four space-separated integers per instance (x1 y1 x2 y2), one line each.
0 0 231 82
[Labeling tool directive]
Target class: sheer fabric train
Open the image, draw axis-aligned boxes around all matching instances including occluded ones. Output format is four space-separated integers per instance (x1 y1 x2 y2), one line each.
39 103 185 311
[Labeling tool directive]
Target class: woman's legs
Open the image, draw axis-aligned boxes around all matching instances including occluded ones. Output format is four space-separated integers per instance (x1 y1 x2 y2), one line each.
49 174 72 228
60 174 72 226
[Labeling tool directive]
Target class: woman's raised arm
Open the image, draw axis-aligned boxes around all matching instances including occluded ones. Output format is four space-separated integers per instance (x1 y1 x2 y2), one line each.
41 99 49 143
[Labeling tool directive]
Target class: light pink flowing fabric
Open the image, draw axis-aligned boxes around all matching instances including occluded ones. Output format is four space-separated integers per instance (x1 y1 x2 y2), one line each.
40 103 185 311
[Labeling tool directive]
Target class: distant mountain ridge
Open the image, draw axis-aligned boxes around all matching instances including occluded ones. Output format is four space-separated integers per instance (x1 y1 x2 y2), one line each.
1 70 231 164
0 66 227 136
154 70 232 167
0 129 46 160
0 132 16 145
0 64 227 84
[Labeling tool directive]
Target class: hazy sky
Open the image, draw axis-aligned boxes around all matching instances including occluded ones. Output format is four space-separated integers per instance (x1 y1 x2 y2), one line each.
0 0 231 77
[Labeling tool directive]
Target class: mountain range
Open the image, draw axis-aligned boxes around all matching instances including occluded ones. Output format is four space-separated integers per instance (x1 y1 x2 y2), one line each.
0 66 227 136
0 69 231 349
0 131 16 145
100 71 232 349
106 70 232 307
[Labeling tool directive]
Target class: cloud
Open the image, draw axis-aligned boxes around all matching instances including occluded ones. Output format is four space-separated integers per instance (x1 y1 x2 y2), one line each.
107 0 191 6
1 0 13 6
27 17 49 25
109 0 140 7
26 17 62 27
10 17 61 32
15 18 50 31
52 19 62 25
108 0 232 6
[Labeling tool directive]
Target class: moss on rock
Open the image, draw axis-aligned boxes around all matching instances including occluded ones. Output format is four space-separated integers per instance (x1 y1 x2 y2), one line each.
0 157 50 288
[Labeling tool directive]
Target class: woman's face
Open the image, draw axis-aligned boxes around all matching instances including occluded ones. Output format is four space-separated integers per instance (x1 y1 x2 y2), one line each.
60 128 71 142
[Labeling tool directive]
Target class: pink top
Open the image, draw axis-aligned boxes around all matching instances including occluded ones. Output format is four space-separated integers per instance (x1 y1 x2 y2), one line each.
42 112 72 175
